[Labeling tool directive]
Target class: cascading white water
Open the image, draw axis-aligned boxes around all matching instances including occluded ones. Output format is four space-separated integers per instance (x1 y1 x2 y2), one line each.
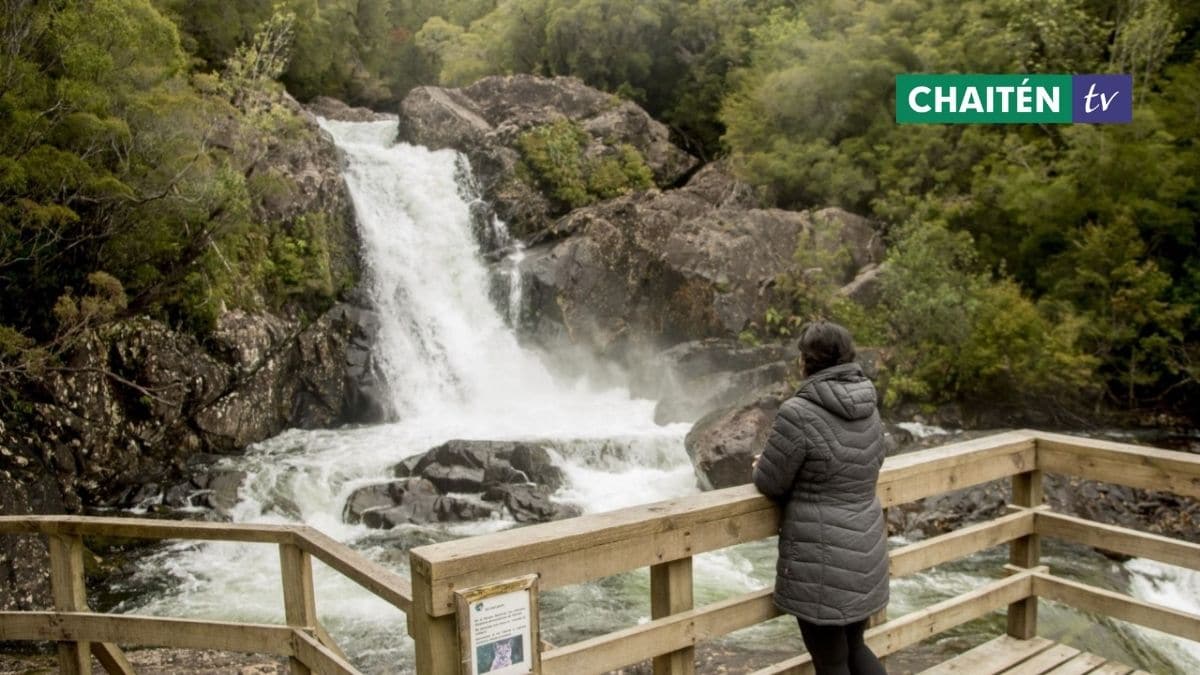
111 118 1200 674
111 118 698 672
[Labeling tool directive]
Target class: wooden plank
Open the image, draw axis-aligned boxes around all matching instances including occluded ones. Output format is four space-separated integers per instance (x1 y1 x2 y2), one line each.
651 557 695 675
0 612 295 655
295 529 413 613
918 635 1055 675
49 534 91 675
1008 470 1043 639
91 641 136 675
291 629 362 675
890 510 1035 578
1033 573 1200 643
281 544 318 675
414 434 1035 615
750 571 1037 675
1034 432 1200 500
1086 662 1134 675
0 515 295 543
419 506 778 615
879 443 1035 508
543 588 776 675
1043 652 1107 675
998 643 1082 675
314 621 351 663
409 567 459 675
1036 511 1200 572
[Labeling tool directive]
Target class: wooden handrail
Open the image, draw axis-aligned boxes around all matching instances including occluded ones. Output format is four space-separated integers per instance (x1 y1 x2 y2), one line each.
408 430 1200 675
0 517 413 674
0 517 413 614
410 430 1038 617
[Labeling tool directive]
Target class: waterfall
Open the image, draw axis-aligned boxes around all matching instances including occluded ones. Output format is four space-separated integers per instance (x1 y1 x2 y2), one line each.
110 118 696 673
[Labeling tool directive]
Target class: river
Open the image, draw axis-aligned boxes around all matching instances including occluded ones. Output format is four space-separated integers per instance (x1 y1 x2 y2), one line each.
105 118 1199 674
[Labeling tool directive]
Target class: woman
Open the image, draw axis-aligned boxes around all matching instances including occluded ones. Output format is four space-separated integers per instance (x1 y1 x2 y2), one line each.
752 321 889 675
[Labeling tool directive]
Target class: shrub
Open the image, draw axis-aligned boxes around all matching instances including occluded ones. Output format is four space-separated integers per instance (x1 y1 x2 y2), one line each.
517 119 654 208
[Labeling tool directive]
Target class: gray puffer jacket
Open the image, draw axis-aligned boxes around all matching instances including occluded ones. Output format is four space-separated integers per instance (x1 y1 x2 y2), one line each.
752 362 889 625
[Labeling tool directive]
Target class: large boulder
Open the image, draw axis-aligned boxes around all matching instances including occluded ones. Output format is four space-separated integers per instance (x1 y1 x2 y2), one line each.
194 305 358 451
343 478 496 528
684 384 792 491
398 75 697 240
359 439 580 527
398 439 568 492
518 163 884 356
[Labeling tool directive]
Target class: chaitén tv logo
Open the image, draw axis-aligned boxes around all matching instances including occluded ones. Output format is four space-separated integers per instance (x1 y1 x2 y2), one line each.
896 74 1132 124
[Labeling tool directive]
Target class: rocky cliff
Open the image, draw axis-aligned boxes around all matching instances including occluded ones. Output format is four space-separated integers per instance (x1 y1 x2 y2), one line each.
398 74 697 240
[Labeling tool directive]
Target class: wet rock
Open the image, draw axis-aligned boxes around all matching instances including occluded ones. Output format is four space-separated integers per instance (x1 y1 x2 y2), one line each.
684 384 792 490
348 439 576 527
403 439 566 492
195 305 356 451
306 96 392 122
398 74 696 240
482 483 582 524
518 168 883 356
342 305 390 423
344 478 496 529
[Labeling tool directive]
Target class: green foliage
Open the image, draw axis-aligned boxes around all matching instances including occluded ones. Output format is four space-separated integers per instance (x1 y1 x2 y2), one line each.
1 0 353 348
517 119 653 208
875 221 1098 412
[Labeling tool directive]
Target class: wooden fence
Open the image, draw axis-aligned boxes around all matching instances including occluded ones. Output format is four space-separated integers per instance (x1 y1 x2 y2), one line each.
408 430 1200 675
1 430 1197 674
0 517 413 675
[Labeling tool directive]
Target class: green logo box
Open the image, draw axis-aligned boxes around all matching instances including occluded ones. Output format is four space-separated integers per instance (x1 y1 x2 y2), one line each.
896 74 1074 124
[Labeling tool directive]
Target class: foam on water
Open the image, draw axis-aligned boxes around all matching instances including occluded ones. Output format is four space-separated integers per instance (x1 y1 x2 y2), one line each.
1125 558 1200 670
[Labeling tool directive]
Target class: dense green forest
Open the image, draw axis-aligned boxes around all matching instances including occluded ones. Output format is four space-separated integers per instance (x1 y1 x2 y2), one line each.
2 0 1197 423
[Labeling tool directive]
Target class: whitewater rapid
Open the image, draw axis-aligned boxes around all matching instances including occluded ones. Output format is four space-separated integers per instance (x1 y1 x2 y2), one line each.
110 118 1200 674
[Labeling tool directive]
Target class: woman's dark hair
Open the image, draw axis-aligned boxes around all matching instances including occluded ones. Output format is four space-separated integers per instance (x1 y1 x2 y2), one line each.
798 320 856 377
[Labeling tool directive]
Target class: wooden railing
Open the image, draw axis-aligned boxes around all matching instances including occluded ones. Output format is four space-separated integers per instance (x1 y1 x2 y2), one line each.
408 430 1200 675
0 517 413 675
1 430 1196 675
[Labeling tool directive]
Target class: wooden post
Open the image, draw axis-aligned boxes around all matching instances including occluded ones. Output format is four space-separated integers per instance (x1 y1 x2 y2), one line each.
1007 470 1042 639
650 557 695 675
410 566 459 675
281 543 318 675
49 534 91 675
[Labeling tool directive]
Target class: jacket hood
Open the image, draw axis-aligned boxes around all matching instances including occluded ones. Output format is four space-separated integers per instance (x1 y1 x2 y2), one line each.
796 362 877 421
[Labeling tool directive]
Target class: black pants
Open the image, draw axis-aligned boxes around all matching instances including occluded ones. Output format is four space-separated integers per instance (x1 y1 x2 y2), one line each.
797 618 888 675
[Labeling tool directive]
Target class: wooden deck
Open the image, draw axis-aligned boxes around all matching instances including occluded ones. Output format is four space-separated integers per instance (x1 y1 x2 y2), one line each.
918 635 1151 675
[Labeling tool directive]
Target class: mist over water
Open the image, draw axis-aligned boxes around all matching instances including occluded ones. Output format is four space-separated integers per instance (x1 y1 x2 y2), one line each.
112 118 1199 674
